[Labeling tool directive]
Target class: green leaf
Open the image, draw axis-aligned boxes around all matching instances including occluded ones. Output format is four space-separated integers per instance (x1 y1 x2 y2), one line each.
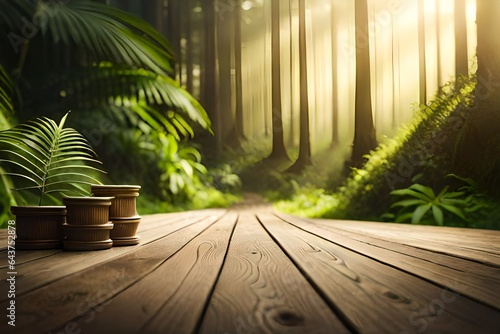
432 205 444 225
0 112 105 205
391 199 427 208
395 212 414 223
441 204 467 220
409 184 436 200
412 204 432 224
390 188 432 201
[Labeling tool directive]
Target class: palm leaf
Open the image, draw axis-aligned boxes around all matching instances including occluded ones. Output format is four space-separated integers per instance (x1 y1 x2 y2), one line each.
0 111 105 205
32 0 174 74
30 64 212 137
0 65 14 127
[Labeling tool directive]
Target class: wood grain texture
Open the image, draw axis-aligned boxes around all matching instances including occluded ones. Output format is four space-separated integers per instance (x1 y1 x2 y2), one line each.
0 210 224 300
0 213 222 334
0 210 220 270
258 213 500 333
63 212 238 334
200 213 350 334
312 218 500 265
277 213 500 310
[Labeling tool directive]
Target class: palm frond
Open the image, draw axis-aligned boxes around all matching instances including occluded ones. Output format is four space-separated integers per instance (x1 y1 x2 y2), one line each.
0 111 105 205
34 0 174 74
32 64 212 137
0 64 14 126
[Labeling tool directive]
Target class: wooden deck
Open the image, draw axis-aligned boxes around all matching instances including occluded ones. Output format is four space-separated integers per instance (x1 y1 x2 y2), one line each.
1 205 500 333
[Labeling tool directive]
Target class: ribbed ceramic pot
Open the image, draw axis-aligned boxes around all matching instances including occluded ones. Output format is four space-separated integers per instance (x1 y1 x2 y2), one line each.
90 185 140 219
63 196 113 226
63 239 113 251
63 223 114 242
109 216 141 246
11 206 66 250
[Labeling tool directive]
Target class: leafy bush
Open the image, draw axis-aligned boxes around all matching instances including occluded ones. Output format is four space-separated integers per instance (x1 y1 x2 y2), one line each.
275 76 499 228
383 173 495 227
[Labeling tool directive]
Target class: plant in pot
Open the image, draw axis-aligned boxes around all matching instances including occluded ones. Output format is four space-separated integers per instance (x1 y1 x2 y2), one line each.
0 112 106 249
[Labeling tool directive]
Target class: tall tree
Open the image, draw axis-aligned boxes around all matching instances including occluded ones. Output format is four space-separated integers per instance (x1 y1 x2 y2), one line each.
200 0 221 152
226 0 245 147
418 0 427 104
167 0 182 82
184 0 194 93
455 0 500 195
288 0 312 171
268 0 289 160
217 1 233 146
454 0 468 78
330 0 339 146
350 0 377 168
435 0 442 88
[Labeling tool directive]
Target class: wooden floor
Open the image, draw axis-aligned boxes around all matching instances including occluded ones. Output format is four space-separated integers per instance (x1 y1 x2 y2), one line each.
1 204 500 333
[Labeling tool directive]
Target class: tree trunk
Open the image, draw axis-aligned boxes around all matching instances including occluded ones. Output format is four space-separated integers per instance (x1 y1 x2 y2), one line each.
268 0 289 160
200 0 221 153
288 0 312 172
226 0 245 147
454 0 500 196
350 0 377 168
217 4 232 146
330 0 339 146
418 0 427 105
185 0 194 93
454 0 468 78
435 0 442 88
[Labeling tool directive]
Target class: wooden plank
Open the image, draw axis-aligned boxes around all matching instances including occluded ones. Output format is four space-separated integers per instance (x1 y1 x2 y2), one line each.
58 211 238 334
317 218 500 253
310 218 500 266
0 213 222 334
258 213 500 333
276 213 500 310
0 210 225 300
0 209 221 269
200 213 349 334
0 228 8 251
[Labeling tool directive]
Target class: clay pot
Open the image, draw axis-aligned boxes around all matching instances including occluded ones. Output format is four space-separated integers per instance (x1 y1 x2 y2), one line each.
62 196 114 251
91 185 142 246
63 222 113 251
109 216 141 246
63 196 113 225
90 185 140 218
11 206 66 250
63 223 114 242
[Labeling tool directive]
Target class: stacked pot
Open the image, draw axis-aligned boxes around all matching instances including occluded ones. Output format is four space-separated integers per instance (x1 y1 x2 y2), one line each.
63 197 114 251
91 185 141 246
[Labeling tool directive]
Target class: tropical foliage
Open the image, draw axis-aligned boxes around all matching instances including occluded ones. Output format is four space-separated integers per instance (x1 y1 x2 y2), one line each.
383 174 492 227
0 0 217 214
0 112 105 206
276 75 500 229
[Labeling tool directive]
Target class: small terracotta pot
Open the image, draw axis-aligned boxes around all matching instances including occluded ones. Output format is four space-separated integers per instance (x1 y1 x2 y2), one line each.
63 196 113 226
11 206 66 250
91 185 140 218
63 223 113 242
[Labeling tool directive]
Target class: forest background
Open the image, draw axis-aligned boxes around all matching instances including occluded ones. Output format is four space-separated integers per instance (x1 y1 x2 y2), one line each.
1 0 499 230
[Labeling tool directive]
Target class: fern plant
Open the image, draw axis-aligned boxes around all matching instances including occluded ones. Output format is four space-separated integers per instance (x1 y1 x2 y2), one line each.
386 184 468 225
0 112 105 206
